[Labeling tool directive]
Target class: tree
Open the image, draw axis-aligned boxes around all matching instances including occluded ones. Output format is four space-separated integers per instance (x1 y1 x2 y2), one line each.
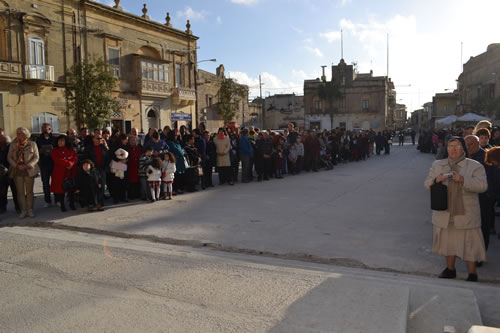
318 81 343 110
471 96 500 119
214 78 248 124
65 56 120 130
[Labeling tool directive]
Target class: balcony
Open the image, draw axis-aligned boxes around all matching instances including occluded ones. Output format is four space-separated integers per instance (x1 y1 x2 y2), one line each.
140 79 171 98
172 87 196 106
0 61 23 82
24 65 55 82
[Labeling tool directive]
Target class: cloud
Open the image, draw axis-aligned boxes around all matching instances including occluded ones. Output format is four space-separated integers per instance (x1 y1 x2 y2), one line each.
228 71 303 97
304 46 324 57
340 0 352 6
231 0 259 5
320 31 341 43
216 16 222 24
176 7 208 21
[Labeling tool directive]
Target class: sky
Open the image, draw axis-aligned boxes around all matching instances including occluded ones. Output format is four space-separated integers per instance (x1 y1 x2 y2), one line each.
99 0 500 114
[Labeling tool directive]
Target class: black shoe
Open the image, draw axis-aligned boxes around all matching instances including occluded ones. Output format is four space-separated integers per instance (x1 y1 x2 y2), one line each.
438 267 456 279
69 203 76 211
61 205 67 212
466 273 478 282
476 261 483 268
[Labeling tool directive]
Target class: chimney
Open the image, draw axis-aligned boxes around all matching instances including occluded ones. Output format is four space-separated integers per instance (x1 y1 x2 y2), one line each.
321 65 327 82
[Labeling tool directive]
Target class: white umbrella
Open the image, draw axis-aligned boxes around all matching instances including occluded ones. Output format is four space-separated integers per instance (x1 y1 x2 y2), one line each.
435 115 458 125
457 112 490 122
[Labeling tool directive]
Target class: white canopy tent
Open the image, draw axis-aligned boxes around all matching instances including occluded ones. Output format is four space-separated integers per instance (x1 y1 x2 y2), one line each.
435 115 458 125
456 112 490 122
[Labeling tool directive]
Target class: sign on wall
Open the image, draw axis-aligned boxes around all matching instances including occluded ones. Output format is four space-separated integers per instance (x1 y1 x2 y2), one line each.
171 113 192 120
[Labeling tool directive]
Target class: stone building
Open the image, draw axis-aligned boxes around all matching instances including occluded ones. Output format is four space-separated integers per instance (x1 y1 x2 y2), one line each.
457 43 500 115
410 108 428 131
196 64 261 133
0 0 198 136
393 103 407 130
432 91 458 126
263 94 304 129
303 59 396 131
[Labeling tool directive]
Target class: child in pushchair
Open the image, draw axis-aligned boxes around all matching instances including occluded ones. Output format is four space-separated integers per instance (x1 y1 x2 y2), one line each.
319 150 334 170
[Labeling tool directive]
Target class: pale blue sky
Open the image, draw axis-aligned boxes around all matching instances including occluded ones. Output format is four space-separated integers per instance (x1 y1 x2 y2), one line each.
100 0 500 113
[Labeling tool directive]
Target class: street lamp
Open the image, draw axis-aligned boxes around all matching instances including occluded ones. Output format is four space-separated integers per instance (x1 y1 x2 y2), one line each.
194 58 217 128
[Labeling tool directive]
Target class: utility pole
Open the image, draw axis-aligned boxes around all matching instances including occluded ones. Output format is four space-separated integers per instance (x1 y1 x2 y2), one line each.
386 33 389 77
259 74 264 128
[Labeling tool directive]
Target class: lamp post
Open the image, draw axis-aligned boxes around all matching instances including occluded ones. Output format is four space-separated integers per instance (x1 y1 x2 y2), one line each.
194 58 217 128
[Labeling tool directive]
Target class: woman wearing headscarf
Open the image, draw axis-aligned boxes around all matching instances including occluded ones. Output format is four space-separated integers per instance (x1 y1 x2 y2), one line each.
7 127 40 218
424 137 487 282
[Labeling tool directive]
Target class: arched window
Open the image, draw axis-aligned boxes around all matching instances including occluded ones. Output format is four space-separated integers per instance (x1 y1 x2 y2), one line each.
0 18 6 60
31 112 59 133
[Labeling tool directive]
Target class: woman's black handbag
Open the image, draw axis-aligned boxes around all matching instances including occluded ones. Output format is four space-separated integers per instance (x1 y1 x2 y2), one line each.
62 170 77 192
430 182 448 211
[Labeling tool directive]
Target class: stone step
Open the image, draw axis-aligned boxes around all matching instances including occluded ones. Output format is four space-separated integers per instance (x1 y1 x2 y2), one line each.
469 326 500 333
269 276 410 333
407 284 483 333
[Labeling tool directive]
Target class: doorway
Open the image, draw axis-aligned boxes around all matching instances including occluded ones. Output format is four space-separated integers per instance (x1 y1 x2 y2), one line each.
147 109 158 130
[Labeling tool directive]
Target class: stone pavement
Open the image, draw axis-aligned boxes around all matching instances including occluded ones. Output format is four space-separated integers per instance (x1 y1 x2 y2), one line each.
2 143 498 282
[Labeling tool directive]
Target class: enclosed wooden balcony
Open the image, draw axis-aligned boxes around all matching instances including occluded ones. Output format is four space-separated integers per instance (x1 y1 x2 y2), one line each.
172 87 196 106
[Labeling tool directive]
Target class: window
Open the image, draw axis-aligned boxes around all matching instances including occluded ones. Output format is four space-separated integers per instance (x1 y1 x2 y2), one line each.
362 100 369 110
32 112 59 133
108 48 120 78
208 96 213 107
489 84 495 99
29 37 45 66
175 64 183 88
314 100 322 112
341 76 346 86
141 61 168 82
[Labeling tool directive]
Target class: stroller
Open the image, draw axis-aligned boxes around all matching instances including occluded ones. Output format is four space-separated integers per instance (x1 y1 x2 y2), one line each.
319 150 334 170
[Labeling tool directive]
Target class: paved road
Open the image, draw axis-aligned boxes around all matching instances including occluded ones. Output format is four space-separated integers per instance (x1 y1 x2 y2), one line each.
2 143 498 281
1 227 499 332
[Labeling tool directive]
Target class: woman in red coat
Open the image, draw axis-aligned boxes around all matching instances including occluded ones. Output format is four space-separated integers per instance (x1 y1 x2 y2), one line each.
127 135 142 199
51 135 78 212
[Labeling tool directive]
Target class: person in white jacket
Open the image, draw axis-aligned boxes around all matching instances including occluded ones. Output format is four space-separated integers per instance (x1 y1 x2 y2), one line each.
162 152 176 200
147 157 162 202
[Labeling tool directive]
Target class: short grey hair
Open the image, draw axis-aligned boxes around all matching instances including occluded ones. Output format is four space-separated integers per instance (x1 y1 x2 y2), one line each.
16 127 30 138
464 135 479 142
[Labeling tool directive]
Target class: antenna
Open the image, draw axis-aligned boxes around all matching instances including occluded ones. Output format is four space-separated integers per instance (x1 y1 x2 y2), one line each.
386 33 389 77
341 29 344 59
460 41 463 72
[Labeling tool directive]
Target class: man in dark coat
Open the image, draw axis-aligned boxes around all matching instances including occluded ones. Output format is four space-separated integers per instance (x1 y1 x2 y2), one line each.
35 123 56 206
0 134 20 213
304 130 320 172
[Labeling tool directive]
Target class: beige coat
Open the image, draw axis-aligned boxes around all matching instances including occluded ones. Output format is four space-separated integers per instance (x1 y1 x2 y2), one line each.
424 158 487 229
7 140 40 178
214 136 231 167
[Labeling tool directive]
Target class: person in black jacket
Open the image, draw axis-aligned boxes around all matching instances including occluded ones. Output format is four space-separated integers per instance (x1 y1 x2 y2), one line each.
83 134 109 207
0 134 20 213
255 131 273 181
77 159 103 211
203 131 215 187
35 123 56 206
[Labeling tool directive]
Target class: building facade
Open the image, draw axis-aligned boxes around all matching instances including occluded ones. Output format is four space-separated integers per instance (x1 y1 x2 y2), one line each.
432 91 458 125
0 0 198 136
303 59 396 131
263 94 304 129
393 103 407 130
196 65 261 133
458 43 500 116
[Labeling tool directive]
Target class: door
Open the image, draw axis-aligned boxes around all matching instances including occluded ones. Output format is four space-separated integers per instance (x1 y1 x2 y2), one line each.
147 109 158 130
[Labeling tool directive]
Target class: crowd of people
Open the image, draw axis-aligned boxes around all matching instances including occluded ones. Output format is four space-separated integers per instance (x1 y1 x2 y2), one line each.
0 122 395 219
424 120 500 282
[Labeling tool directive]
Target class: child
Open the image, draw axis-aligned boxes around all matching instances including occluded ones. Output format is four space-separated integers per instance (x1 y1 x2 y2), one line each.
147 157 162 202
76 159 103 212
272 143 284 179
139 146 154 201
162 152 176 200
288 143 298 174
295 137 304 174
